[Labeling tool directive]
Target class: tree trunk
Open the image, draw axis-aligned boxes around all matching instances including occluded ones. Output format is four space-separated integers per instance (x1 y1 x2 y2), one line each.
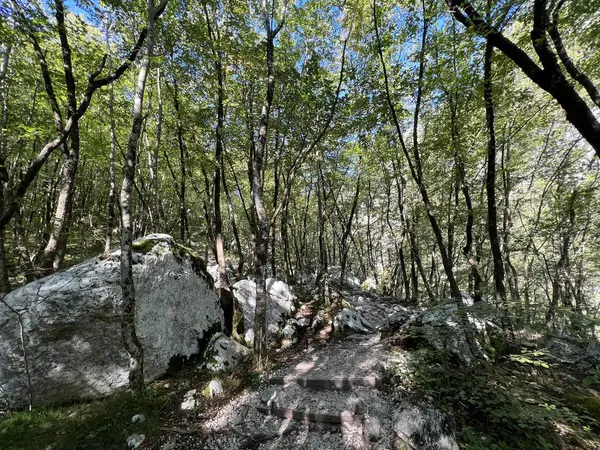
105 79 117 255
253 5 286 357
447 0 600 157
172 78 187 243
205 6 234 334
483 38 509 316
39 0 81 274
119 0 164 391
0 44 11 293
340 165 361 285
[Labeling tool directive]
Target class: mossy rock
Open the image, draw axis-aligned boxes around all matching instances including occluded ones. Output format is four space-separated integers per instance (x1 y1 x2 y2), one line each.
132 239 157 254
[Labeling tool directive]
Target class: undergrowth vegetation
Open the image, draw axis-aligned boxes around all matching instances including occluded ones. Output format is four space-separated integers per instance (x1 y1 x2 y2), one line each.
0 359 262 450
389 343 600 449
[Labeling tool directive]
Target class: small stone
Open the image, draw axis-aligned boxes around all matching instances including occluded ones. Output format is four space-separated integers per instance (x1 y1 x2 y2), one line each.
161 441 176 450
365 416 382 441
208 379 224 398
131 414 145 424
126 434 145 449
181 389 197 410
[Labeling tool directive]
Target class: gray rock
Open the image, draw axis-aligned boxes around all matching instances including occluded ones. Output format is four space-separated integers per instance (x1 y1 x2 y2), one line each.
204 332 250 372
296 317 311 328
131 414 145 424
181 389 197 410
379 308 413 332
207 379 224 398
413 303 495 364
161 442 176 450
361 276 377 292
281 322 298 348
126 434 145 449
365 416 383 441
0 234 223 409
333 308 374 334
232 278 296 344
393 401 458 450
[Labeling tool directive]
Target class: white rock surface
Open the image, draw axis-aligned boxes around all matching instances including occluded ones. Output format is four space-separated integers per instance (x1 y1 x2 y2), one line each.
232 278 296 344
0 234 223 409
361 276 377 292
207 379 224 398
126 434 145 449
333 308 375 334
204 332 250 372
180 389 197 410
131 414 145 424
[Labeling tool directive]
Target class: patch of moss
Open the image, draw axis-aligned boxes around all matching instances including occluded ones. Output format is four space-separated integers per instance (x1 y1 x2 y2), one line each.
131 239 157 254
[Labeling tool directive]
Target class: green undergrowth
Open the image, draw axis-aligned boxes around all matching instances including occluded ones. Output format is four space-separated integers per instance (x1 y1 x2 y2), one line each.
0 357 262 450
389 345 600 449
0 389 170 450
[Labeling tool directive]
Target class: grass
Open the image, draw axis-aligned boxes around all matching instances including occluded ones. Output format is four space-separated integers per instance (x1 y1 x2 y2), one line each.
0 389 171 450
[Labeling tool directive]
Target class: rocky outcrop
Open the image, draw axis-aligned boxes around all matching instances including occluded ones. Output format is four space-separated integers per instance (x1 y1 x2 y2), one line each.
232 278 296 345
333 308 375 334
0 234 223 409
401 303 501 364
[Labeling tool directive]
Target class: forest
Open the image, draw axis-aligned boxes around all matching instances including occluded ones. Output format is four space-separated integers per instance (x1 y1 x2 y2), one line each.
1 0 600 449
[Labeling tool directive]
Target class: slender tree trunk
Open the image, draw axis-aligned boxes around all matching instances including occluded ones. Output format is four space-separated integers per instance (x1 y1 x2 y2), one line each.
316 161 327 287
152 67 163 227
340 165 361 285
253 3 286 356
205 6 234 334
172 78 187 243
0 44 11 293
120 0 164 391
374 0 479 357
484 38 509 318
39 0 81 274
222 165 243 276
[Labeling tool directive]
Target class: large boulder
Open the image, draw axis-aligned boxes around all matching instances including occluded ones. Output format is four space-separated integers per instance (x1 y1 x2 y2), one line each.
333 308 375 334
404 303 499 364
232 278 296 345
0 234 223 409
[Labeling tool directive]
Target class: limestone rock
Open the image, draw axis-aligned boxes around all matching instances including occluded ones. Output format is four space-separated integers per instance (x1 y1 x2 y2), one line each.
333 308 374 334
232 278 296 345
206 379 224 398
281 322 298 348
361 276 377 292
0 234 223 409
393 401 458 450
408 303 496 364
126 434 145 449
161 442 176 450
204 332 250 372
131 414 145 424
181 389 197 410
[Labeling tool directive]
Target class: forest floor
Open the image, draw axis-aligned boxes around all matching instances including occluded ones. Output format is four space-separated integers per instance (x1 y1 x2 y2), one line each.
1 284 600 450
